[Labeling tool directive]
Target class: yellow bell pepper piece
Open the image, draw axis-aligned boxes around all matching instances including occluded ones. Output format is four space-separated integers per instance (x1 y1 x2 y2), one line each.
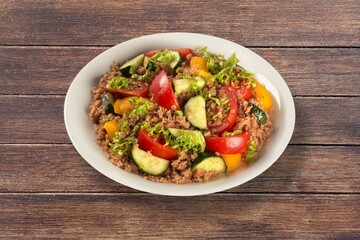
253 78 273 111
103 120 118 140
190 56 209 76
221 153 242 172
113 97 134 115
198 70 211 79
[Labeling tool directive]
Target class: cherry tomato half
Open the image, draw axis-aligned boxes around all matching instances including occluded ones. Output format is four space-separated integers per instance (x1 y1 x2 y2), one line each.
205 132 251 154
138 128 178 160
176 48 194 59
149 70 180 110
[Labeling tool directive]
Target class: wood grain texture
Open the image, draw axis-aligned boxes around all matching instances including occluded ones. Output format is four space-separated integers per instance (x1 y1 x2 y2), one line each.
0 96 68 144
1 0 359 46
1 1 359 238
0 145 359 193
1 47 359 96
0 194 359 239
1 96 359 144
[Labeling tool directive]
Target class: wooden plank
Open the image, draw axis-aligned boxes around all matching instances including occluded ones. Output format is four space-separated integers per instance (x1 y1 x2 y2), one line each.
0 145 358 193
0 96 68 144
1 47 359 96
253 48 360 97
292 97 360 145
1 1 359 46
0 47 105 95
1 96 359 145
0 194 358 239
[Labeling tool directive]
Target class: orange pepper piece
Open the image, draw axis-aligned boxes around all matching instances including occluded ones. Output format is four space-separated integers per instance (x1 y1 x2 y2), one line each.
103 120 118 140
253 78 273 111
190 56 208 75
220 153 242 172
113 97 134 115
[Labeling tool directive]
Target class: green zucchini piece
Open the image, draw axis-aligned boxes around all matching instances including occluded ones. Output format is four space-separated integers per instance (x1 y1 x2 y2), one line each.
131 146 170 176
143 56 156 70
167 128 188 137
168 50 182 69
102 92 115 114
184 95 207 130
249 103 267 124
191 152 227 173
119 54 145 77
173 76 206 95
151 50 182 70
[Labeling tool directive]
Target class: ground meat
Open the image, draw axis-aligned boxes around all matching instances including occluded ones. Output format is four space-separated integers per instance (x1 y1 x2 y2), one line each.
89 87 105 123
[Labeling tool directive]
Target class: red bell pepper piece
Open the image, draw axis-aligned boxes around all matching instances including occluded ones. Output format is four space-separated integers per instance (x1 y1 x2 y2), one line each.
205 132 251 154
138 128 178 160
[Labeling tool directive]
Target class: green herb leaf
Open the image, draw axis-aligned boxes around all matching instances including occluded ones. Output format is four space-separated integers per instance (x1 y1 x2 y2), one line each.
118 120 130 135
127 98 152 117
245 137 257 163
169 129 206 153
151 49 176 64
141 124 205 153
110 133 137 156
107 77 137 89
198 46 223 74
222 129 243 137
223 53 239 69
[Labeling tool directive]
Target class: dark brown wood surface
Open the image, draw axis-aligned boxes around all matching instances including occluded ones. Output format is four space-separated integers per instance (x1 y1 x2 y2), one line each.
1 0 359 239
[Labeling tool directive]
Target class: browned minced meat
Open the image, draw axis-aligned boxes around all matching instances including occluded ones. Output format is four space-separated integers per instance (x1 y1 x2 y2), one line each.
89 53 273 183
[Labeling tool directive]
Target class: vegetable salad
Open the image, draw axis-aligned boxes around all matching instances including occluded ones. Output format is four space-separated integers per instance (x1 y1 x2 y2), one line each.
90 47 273 182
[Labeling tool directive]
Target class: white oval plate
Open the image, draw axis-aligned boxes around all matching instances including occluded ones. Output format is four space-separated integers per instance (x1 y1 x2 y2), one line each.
64 32 295 196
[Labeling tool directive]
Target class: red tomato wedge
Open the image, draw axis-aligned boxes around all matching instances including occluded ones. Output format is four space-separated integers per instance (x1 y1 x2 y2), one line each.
234 85 252 100
205 132 251 154
102 79 149 98
144 49 160 57
210 87 238 135
137 128 178 160
175 48 194 59
149 70 180 110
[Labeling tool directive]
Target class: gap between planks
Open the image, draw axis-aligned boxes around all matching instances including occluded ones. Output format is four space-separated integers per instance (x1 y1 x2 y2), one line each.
0 192 358 196
1 94 359 98
1 143 359 147
1 45 360 49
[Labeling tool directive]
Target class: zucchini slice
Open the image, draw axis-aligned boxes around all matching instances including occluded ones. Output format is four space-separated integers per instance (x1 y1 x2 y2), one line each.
119 54 145 77
167 128 201 138
173 76 206 95
131 146 170 176
151 50 182 70
184 95 207 130
192 152 227 173
143 56 156 70
102 92 115 114
168 50 182 69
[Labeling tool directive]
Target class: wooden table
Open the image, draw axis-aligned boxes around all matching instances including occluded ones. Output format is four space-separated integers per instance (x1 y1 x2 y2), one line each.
1 1 359 239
